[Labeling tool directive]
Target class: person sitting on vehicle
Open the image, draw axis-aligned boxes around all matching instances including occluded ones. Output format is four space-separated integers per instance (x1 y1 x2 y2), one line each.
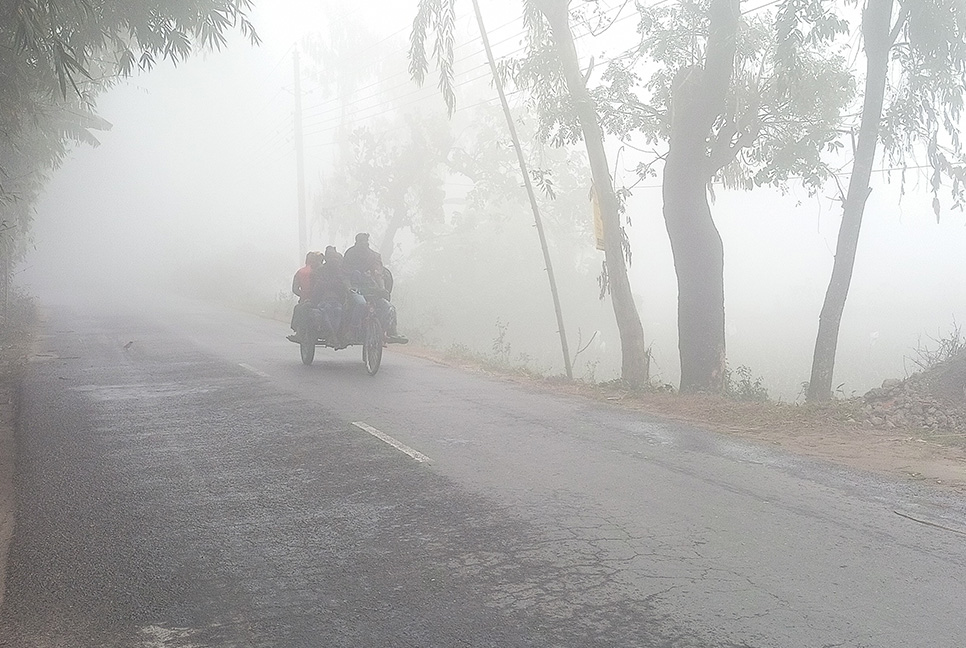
308 246 351 344
292 251 321 302
289 251 323 341
342 232 407 344
343 232 381 280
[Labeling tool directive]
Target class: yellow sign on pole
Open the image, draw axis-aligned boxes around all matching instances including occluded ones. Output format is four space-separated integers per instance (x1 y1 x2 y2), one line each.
590 184 605 251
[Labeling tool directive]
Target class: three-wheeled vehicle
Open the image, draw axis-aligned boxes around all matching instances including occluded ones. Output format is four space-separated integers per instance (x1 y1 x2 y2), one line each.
288 292 386 375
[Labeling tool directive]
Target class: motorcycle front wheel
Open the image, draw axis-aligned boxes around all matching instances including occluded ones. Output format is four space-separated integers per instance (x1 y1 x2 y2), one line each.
300 336 316 365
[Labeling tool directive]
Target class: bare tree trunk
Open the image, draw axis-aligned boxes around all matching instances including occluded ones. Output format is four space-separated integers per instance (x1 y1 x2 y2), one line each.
807 0 895 402
537 0 648 387
377 177 412 266
663 167 726 393
379 186 409 265
662 0 738 393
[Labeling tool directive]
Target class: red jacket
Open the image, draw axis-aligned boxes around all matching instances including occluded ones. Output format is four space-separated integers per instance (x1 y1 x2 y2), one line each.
292 264 313 303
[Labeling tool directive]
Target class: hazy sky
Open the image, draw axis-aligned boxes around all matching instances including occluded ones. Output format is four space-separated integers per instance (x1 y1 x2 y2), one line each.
23 0 966 397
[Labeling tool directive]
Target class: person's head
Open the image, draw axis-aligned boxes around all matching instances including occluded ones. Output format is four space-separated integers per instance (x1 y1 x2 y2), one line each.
354 232 370 248
307 251 323 267
324 246 342 264
304 251 316 265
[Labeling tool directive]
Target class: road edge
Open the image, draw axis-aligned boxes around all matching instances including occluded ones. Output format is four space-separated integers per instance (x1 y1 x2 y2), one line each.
0 299 36 610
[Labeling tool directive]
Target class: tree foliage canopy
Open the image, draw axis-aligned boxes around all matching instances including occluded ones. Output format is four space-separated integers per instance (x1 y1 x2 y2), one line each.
0 0 258 260
5 0 258 97
880 0 966 216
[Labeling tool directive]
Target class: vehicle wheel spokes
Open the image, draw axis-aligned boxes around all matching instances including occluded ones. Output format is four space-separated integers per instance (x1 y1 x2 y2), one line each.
363 318 383 376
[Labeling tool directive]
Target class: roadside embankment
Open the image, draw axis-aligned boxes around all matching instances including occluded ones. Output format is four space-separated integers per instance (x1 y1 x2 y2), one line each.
0 294 35 609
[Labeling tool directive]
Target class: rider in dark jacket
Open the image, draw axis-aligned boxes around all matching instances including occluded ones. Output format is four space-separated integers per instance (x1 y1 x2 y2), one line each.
342 233 407 344
308 247 351 344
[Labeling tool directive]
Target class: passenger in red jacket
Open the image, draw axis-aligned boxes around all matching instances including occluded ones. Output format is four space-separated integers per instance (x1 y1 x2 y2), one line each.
292 251 322 303
289 251 322 341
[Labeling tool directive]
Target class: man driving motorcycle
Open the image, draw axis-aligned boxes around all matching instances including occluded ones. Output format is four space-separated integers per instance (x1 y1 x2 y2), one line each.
343 233 407 344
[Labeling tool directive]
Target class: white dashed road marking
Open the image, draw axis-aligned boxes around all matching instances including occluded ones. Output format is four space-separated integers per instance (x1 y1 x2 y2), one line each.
350 421 432 463
238 363 270 378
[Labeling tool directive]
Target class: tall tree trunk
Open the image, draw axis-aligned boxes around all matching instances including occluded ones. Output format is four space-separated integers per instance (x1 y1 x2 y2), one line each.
536 0 649 387
663 166 726 393
807 0 895 402
662 0 738 393
379 185 409 265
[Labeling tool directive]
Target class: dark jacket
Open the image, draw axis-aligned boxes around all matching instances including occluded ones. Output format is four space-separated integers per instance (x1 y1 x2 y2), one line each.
308 260 350 306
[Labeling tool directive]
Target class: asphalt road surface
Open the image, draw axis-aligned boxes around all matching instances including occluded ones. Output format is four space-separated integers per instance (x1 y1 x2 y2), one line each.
1 295 964 648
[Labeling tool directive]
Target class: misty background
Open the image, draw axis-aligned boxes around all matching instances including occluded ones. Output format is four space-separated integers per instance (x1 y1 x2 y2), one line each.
21 0 966 400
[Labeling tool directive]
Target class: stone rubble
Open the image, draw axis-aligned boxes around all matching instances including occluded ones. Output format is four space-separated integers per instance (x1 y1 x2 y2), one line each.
860 352 966 432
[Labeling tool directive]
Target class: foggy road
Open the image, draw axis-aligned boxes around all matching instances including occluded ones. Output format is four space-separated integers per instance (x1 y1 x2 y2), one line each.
1 296 965 648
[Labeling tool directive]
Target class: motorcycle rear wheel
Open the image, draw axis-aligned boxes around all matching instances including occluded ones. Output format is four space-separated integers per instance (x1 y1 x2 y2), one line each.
362 318 383 376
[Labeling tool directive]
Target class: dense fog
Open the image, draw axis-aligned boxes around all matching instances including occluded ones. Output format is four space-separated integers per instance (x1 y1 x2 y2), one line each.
22 0 966 400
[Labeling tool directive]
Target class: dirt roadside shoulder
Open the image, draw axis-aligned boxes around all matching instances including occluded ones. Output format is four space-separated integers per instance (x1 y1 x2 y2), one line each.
210 299 966 494
394 343 966 494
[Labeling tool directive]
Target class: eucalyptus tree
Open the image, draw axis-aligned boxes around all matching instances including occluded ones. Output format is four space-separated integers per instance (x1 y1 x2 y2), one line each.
805 0 966 401
410 0 651 387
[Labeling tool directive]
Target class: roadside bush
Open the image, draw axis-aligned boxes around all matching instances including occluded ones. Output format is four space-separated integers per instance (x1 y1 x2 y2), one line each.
725 364 769 402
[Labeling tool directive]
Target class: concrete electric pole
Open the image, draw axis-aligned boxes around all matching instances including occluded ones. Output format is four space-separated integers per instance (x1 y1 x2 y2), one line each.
293 49 308 261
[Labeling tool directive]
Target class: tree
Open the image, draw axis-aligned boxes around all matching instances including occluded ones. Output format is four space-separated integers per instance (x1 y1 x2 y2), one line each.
657 0 740 393
532 0 648 387
302 12 453 263
411 0 651 387
331 111 452 264
4 0 258 98
806 0 966 401
398 100 603 376
572 0 851 393
0 0 259 296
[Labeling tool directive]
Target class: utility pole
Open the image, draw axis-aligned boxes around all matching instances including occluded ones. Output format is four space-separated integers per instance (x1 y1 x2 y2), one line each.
471 0 573 380
293 48 308 261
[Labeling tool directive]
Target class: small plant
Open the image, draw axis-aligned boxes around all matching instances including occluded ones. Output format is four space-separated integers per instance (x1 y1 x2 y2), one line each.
796 381 809 403
833 382 855 399
581 359 600 384
909 320 965 372
724 364 769 402
490 319 511 366
444 343 475 363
